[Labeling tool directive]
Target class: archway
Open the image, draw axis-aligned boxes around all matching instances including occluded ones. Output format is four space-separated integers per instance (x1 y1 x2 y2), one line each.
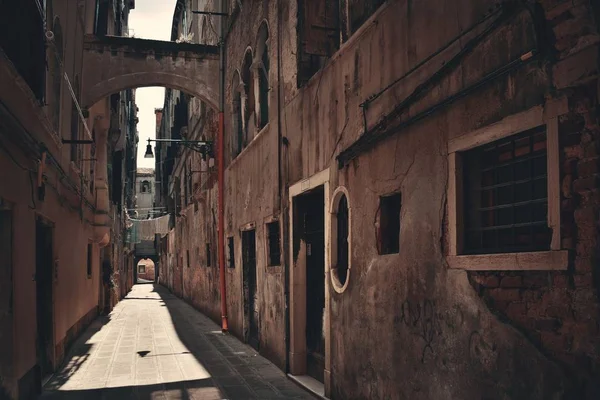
82 35 220 110
134 257 158 283
84 73 219 111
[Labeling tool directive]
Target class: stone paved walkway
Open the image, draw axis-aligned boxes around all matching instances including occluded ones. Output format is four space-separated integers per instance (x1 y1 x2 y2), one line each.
41 284 312 399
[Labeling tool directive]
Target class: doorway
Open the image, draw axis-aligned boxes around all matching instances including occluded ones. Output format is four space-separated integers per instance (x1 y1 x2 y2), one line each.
297 186 325 382
242 229 259 350
288 169 331 395
0 209 13 393
35 217 54 380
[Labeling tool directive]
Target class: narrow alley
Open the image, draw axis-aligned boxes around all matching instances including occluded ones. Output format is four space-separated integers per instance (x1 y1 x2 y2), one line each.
41 284 311 400
1 1 600 399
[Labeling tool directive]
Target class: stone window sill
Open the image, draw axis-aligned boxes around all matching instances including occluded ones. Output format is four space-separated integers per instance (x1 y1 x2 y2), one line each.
446 250 569 271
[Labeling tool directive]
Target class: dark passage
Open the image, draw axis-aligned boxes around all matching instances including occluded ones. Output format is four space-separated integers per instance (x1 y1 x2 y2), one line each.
297 186 326 383
36 218 54 385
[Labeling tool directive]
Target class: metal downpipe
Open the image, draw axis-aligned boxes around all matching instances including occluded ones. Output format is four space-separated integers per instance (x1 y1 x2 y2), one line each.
218 0 229 333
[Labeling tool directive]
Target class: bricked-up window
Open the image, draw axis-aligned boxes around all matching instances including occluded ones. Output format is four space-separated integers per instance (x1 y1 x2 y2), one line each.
206 243 211 267
349 0 385 33
87 243 93 278
227 237 235 268
266 221 281 266
463 127 551 254
378 193 401 254
298 0 340 87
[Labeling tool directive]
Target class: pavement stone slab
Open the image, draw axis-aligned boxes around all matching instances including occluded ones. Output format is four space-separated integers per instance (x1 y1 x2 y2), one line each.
41 284 313 400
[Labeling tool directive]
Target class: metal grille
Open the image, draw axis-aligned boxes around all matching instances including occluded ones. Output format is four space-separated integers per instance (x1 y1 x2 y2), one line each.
463 126 551 254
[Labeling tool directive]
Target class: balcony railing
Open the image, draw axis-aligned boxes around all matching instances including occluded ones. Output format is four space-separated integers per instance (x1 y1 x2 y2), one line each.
0 0 46 101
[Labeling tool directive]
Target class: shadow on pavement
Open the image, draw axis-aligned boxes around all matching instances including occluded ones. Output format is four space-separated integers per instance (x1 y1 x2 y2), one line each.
152 283 311 399
41 378 218 400
40 283 309 399
43 316 112 392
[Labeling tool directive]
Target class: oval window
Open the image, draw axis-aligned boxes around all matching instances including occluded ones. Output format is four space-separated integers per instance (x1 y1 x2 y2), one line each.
331 187 351 292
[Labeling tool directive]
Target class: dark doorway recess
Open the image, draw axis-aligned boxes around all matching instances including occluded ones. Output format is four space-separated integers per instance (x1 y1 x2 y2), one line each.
243 229 259 350
36 217 55 384
0 209 13 396
294 186 325 383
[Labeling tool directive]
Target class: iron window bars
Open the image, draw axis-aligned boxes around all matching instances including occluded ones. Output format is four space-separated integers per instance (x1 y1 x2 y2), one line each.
463 125 551 254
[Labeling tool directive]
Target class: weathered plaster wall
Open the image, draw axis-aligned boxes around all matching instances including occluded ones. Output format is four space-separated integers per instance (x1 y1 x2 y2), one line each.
273 0 599 398
0 140 100 385
159 0 600 398
221 0 286 368
0 1 133 395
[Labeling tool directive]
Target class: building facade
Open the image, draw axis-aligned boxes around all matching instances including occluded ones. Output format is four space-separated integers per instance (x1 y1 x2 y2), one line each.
156 0 600 399
0 1 137 398
134 168 156 219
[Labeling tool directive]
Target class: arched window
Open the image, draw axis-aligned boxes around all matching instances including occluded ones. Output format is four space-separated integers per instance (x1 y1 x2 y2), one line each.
241 49 255 144
330 187 351 292
141 180 151 193
231 71 244 158
255 22 269 129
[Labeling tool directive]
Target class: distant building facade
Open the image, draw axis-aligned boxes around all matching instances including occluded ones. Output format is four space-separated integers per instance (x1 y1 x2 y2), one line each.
135 168 156 218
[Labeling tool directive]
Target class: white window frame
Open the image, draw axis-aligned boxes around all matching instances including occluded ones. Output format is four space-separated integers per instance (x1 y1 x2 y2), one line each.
330 186 351 293
446 103 568 271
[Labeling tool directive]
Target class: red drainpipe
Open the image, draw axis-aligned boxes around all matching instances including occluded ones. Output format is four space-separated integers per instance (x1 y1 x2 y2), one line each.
217 0 228 333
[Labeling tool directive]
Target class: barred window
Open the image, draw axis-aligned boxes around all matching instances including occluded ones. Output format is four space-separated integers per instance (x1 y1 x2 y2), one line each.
463 126 551 254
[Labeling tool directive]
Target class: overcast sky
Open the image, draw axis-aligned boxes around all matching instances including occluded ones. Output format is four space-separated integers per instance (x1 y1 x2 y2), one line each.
129 1 176 168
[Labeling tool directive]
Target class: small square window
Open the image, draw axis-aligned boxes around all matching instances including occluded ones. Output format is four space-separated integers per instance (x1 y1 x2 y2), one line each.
266 221 281 266
206 243 211 267
378 193 401 254
462 127 551 254
227 236 235 268
87 242 93 278
138 264 146 274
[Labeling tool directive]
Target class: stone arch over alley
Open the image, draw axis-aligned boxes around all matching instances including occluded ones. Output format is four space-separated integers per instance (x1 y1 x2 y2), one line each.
82 35 220 109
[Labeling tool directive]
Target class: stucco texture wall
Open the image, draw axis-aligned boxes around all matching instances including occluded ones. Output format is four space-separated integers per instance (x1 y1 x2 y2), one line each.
159 0 600 398
0 142 100 383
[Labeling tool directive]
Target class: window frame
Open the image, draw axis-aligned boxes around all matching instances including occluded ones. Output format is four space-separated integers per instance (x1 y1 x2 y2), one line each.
446 104 568 271
206 243 211 267
377 192 401 255
265 220 281 267
330 186 351 293
227 236 235 268
87 242 93 278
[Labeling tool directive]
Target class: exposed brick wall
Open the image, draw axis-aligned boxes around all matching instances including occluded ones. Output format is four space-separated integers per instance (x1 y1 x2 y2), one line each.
467 2 600 396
